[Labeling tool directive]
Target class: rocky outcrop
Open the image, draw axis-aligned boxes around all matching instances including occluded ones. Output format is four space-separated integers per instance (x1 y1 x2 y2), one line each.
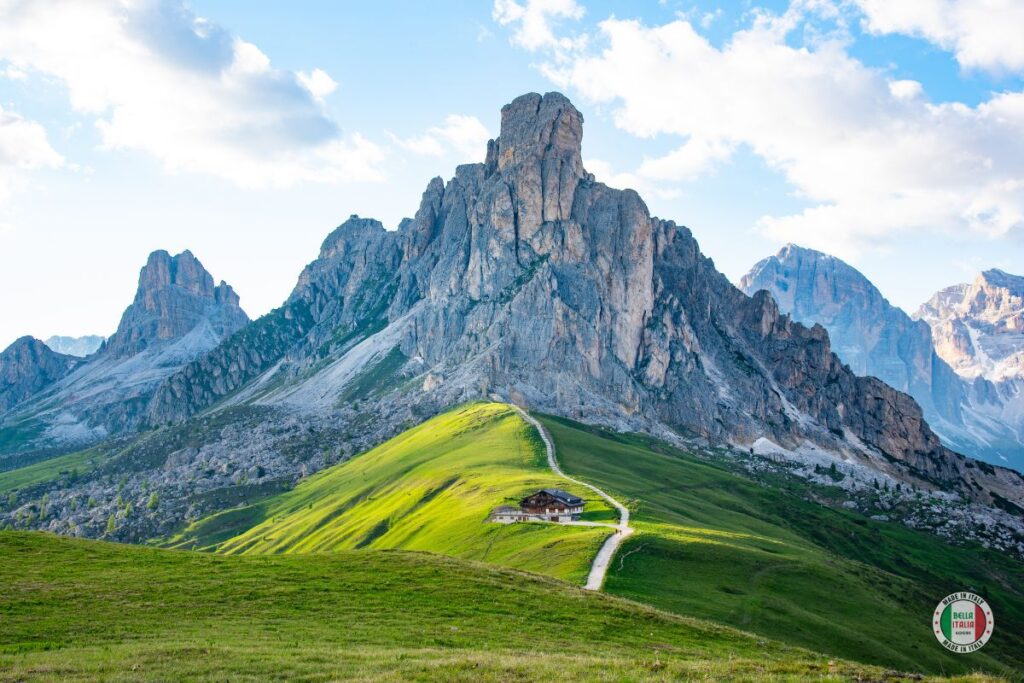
914 270 1024 470
740 245 962 421
104 250 248 359
740 247 1024 470
0 337 79 412
0 250 249 448
153 91 1020 509
7 91 1023 546
43 335 104 358
917 269 1024 381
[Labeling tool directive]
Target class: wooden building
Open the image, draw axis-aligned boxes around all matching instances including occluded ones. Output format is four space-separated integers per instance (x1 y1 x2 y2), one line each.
490 488 584 524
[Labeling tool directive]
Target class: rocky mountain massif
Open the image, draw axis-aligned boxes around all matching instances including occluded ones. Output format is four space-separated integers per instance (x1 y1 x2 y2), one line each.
2 93 1022 551
741 246 1024 470
0 338 81 412
0 250 248 462
918 270 1024 381
917 271 1024 462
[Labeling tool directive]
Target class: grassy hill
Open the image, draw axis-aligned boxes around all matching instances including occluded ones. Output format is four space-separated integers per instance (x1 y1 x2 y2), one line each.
181 402 1024 679
541 415 1024 678
170 403 611 583
0 531 999 682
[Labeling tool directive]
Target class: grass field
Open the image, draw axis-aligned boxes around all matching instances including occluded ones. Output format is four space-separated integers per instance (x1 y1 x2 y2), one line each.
541 415 1024 678
0 531 1001 682
172 403 611 584
0 448 104 495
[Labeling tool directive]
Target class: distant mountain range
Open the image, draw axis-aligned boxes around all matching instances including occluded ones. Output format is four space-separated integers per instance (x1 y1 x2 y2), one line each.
43 335 104 357
0 249 248 452
1 92 1021 553
741 246 1024 471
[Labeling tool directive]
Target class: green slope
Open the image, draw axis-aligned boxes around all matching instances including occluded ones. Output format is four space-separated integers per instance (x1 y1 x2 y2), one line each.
177 402 1023 678
541 415 1024 678
172 403 611 584
0 448 104 495
0 532 997 682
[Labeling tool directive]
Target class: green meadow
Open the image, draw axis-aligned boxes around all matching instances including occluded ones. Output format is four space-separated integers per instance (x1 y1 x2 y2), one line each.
0 531 1000 682
0 448 104 495
173 403 611 584
3 401 1021 680
541 415 1024 678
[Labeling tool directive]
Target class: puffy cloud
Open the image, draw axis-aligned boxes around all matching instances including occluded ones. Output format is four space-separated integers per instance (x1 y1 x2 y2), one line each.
297 68 338 101
0 0 384 188
509 8 1024 255
0 105 64 203
493 0 585 51
392 115 491 162
856 0 1024 74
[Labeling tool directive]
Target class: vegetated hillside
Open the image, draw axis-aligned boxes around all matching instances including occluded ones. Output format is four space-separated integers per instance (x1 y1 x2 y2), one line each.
0 533 973 683
172 403 611 584
540 415 1024 677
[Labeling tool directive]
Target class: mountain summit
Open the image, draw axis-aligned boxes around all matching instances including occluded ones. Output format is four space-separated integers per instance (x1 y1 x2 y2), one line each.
2 93 1022 547
105 250 247 358
147 93 1022 514
741 244 1024 469
0 249 248 448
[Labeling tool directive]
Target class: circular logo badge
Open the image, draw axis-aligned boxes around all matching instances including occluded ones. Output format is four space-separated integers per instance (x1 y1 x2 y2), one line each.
933 592 994 653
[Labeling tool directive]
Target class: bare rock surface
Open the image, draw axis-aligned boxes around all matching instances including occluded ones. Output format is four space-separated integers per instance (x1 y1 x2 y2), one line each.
741 245 1024 470
0 337 80 412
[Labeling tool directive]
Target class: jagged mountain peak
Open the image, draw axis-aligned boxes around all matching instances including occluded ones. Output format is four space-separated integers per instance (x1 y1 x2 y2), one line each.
317 215 389 260
740 243 894 318
81 92 1024 528
104 249 249 359
744 247 1024 470
0 336 80 411
493 91 584 174
979 268 1024 291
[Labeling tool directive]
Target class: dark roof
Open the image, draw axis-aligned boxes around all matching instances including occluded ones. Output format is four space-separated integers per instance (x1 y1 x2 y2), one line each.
541 488 583 505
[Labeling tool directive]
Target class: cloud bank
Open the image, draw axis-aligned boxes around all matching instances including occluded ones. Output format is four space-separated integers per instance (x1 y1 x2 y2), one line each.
0 0 385 188
496 1 1024 255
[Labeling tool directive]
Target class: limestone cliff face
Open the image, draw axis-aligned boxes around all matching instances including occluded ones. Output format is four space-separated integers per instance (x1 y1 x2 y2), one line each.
740 246 965 438
741 247 1024 471
915 270 1024 470
0 250 249 445
104 250 249 359
148 92 1023 509
0 337 79 412
917 269 1024 382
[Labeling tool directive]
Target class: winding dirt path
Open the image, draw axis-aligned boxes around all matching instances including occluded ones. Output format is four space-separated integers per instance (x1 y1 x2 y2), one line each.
511 405 634 591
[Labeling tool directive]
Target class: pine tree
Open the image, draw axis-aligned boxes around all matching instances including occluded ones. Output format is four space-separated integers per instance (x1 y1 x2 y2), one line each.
147 492 159 510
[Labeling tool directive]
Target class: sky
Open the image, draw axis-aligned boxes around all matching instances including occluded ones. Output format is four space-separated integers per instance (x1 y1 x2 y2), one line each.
1 0 1023 350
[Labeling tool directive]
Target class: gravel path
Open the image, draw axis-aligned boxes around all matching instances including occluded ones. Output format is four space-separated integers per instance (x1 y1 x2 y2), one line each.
511 405 634 591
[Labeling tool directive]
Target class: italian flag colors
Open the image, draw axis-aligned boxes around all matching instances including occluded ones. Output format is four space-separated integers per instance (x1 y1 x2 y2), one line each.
939 599 987 645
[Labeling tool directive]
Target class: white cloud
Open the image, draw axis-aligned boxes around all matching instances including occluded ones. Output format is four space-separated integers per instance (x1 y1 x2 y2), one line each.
1 64 27 80
493 0 585 51
888 79 923 100
509 8 1024 255
856 0 1024 73
297 68 338 101
0 105 64 203
0 0 384 188
392 115 491 162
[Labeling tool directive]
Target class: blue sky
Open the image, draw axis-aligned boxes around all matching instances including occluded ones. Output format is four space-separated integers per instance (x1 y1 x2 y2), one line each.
1 0 1022 350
